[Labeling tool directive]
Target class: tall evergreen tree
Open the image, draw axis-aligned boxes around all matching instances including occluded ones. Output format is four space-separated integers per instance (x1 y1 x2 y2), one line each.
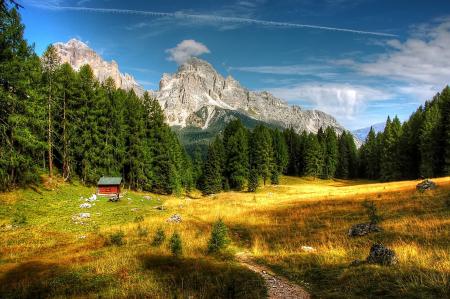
201 136 224 194
223 120 249 190
323 127 338 179
270 129 288 184
249 125 273 185
304 133 323 177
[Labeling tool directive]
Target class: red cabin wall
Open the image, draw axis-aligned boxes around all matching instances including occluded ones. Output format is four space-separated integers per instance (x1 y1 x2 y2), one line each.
98 185 119 194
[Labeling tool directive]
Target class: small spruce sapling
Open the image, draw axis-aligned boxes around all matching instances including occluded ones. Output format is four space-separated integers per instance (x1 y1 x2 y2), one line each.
151 227 166 246
208 219 230 253
169 231 182 256
362 200 382 225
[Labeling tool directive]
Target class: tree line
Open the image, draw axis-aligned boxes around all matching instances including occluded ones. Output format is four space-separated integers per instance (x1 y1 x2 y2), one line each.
0 8 192 193
197 120 360 194
359 86 450 181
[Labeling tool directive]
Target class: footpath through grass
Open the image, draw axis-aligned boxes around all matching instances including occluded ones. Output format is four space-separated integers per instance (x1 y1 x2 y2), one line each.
0 176 449 298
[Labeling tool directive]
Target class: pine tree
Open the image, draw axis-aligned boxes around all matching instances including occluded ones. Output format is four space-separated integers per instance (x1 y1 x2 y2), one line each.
250 125 273 185
223 120 249 190
201 136 224 194
323 127 338 179
0 8 45 190
270 129 288 184
419 103 440 178
337 131 350 179
304 133 323 177
41 45 61 177
439 86 450 175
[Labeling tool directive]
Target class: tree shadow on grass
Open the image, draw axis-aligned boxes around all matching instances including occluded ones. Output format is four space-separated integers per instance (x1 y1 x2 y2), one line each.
0 261 115 299
139 254 267 299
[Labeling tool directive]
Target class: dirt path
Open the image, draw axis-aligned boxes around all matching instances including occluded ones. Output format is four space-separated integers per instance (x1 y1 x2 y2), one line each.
236 252 310 299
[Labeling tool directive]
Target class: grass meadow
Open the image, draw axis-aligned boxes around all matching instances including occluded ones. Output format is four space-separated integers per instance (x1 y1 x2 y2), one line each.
0 176 449 298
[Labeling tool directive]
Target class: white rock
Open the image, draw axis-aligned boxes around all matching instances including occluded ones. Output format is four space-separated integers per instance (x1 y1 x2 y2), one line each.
79 213 90 219
301 245 316 252
80 203 92 209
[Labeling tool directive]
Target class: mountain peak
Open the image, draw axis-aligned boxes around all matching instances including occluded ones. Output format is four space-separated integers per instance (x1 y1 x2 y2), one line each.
53 38 143 95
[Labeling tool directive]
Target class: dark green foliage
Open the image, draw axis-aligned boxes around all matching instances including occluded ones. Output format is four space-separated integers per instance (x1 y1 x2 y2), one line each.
362 200 382 224
11 212 27 226
249 125 273 185
207 219 230 253
223 120 249 190
270 129 288 184
169 231 183 256
137 225 148 237
151 227 166 247
322 127 339 179
247 167 259 192
304 133 324 177
109 231 125 246
200 136 225 194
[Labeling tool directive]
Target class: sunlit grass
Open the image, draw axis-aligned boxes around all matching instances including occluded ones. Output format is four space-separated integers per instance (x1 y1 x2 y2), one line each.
1 175 449 298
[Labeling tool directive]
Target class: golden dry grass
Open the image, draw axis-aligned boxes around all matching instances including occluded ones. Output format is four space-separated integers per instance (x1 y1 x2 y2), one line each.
0 176 449 298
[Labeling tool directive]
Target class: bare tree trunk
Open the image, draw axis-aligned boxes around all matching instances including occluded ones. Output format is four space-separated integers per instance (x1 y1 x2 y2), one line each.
48 78 53 178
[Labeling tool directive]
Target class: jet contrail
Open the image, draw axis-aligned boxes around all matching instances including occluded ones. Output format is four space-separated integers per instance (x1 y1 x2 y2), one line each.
33 4 397 37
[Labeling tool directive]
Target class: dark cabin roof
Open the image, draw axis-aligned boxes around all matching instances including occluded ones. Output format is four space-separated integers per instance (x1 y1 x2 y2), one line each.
98 177 122 185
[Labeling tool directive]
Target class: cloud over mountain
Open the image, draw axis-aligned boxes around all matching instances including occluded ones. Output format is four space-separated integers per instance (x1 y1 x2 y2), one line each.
166 40 210 64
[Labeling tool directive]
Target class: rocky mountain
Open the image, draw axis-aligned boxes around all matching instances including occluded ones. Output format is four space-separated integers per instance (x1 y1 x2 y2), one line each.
155 57 345 136
53 39 358 149
352 122 386 141
53 39 144 95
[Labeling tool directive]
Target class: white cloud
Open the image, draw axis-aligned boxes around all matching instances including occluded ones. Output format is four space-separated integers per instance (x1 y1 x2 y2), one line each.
267 83 392 121
166 40 210 65
356 18 450 99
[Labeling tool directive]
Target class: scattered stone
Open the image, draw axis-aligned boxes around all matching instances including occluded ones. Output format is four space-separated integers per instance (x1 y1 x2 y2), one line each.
143 195 152 200
79 213 91 218
109 195 119 202
79 203 92 209
86 194 97 202
131 208 139 212
301 245 316 252
416 179 437 192
348 222 381 237
0 224 13 231
155 205 166 211
167 214 182 223
79 235 86 239
366 243 398 265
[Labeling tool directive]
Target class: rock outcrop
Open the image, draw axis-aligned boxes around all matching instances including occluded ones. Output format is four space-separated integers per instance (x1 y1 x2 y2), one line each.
348 222 381 237
53 39 144 95
416 179 437 192
155 57 347 136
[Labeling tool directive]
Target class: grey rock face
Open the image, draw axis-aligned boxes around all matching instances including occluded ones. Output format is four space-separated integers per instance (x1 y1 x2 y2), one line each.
155 57 347 136
53 39 144 96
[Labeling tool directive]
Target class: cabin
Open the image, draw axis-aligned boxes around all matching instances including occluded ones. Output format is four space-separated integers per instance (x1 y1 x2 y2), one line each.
97 176 122 197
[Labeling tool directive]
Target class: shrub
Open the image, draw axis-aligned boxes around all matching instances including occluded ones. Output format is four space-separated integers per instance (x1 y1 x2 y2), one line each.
151 227 165 246
208 219 230 254
137 225 148 237
109 231 125 246
134 215 144 223
12 212 27 226
362 200 382 224
169 231 182 256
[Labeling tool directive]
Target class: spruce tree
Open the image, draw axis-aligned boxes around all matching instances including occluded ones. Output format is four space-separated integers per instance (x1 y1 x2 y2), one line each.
270 129 288 184
304 133 323 178
223 120 249 190
250 125 273 185
323 127 338 179
201 136 224 194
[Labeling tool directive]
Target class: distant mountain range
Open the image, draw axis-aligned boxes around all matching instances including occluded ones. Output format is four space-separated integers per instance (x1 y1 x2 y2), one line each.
352 122 386 141
53 38 362 149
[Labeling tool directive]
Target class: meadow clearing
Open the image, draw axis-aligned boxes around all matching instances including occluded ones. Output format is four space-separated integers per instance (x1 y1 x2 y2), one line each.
0 176 449 298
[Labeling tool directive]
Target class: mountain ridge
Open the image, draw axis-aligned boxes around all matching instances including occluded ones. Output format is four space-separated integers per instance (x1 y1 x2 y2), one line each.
52 38 361 146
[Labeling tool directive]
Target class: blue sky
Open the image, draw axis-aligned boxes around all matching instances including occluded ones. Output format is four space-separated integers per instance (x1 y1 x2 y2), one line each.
20 0 450 129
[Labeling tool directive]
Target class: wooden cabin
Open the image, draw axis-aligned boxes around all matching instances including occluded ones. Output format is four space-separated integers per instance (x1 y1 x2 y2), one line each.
97 177 122 197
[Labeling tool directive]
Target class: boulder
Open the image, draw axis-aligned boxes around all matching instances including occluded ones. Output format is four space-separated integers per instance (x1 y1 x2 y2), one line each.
366 243 398 265
167 214 182 223
416 179 436 192
348 222 381 237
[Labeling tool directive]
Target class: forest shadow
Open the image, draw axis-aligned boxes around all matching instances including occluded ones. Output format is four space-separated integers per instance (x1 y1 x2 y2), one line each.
139 254 267 299
0 261 115 299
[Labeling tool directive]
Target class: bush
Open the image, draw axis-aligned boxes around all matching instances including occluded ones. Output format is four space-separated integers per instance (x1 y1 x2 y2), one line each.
109 231 125 246
12 212 27 226
208 219 230 254
134 215 144 223
151 227 165 246
137 225 148 237
362 200 382 224
169 231 182 256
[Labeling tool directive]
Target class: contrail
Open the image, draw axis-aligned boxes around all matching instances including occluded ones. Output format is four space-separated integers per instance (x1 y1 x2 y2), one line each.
32 4 397 37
